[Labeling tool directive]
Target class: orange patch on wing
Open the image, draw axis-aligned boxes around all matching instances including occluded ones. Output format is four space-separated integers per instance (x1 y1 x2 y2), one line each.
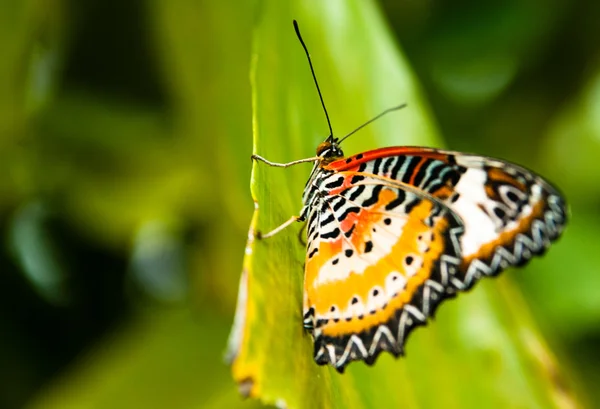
487 168 526 190
484 184 498 201
485 168 528 202
432 184 454 200
304 200 449 338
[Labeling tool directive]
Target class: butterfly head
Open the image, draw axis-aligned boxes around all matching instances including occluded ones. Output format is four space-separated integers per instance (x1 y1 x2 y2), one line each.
316 136 344 162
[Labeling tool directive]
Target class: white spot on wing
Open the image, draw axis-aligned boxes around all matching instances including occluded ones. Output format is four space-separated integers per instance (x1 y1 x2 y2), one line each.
403 254 422 277
314 251 369 286
344 295 366 318
385 271 407 296
325 305 340 321
366 286 386 312
452 168 498 257
498 184 527 209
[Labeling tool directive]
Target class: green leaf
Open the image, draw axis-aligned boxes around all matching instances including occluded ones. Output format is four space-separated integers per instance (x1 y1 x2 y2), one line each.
228 1 583 408
27 309 265 409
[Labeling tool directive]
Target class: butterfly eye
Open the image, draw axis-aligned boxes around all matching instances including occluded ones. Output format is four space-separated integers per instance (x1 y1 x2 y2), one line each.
316 141 332 156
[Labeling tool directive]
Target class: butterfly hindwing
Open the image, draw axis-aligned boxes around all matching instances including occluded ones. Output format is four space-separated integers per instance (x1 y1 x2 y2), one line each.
443 153 567 289
301 147 567 371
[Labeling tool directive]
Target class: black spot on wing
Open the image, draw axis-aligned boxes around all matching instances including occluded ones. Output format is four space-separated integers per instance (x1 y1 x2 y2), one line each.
344 224 356 238
419 161 444 190
347 185 366 202
382 157 394 175
493 206 507 220
362 185 383 207
402 156 420 184
389 156 407 179
412 158 435 187
339 206 361 221
307 211 319 236
447 168 462 185
320 200 329 213
506 190 520 203
404 198 421 214
320 213 335 227
384 190 406 211
332 196 346 212
324 176 344 189
371 158 383 175
350 175 365 184
321 228 340 240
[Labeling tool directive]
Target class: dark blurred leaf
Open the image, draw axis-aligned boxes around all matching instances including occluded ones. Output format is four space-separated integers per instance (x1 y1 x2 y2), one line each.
540 67 600 205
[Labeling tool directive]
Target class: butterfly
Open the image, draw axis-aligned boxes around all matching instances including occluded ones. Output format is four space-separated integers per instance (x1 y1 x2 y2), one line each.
252 21 568 373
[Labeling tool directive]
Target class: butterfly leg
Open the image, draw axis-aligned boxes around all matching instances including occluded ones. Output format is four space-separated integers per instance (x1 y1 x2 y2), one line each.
257 215 303 239
251 154 320 168
297 221 307 246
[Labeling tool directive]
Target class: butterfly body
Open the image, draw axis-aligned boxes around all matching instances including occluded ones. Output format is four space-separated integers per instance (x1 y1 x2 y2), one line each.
297 141 567 371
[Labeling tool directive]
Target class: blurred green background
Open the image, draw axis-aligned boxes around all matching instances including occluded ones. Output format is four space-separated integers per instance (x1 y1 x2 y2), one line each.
1 0 600 408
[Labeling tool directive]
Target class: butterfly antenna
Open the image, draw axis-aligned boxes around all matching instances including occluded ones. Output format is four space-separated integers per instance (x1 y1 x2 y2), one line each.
337 103 407 145
293 20 334 138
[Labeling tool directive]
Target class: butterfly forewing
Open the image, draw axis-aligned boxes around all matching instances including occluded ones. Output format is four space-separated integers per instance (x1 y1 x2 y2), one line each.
302 171 465 370
301 147 567 371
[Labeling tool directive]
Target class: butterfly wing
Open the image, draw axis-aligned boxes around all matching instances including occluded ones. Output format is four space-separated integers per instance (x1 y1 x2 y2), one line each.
302 147 567 371
330 147 568 289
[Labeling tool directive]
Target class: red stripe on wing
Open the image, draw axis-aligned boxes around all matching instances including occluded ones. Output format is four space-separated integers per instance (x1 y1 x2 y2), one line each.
324 146 451 171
